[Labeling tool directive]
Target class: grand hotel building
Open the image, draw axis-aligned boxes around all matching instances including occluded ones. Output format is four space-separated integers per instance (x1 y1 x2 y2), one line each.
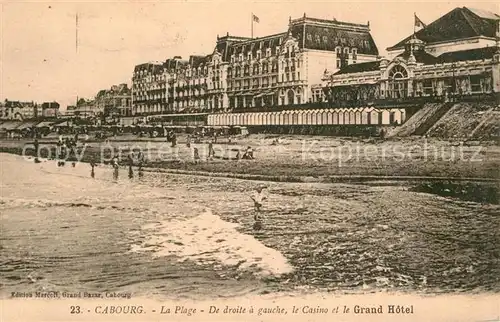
131 15 379 121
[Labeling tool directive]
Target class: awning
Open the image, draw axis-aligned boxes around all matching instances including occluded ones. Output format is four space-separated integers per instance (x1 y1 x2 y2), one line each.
0 122 22 130
254 93 265 98
16 122 37 130
35 121 55 128
54 121 70 127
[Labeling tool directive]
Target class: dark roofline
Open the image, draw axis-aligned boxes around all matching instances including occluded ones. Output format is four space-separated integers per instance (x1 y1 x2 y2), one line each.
134 62 162 68
291 16 370 29
466 6 500 20
233 32 287 46
217 35 251 42
333 60 381 75
387 7 460 51
387 6 500 51
436 46 497 63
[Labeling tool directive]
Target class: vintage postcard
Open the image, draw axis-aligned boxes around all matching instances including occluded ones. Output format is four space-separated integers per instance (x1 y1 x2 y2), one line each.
0 0 499 321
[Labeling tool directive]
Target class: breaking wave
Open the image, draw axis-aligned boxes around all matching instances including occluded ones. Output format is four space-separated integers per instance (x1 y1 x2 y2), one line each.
130 209 293 278
0 197 93 209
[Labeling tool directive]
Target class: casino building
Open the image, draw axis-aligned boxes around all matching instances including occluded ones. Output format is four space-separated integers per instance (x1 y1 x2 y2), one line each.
320 7 500 127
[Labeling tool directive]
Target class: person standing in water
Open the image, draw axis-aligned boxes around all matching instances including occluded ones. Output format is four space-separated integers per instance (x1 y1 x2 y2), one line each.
127 152 134 179
207 139 215 160
137 151 144 178
112 155 119 181
171 132 177 147
251 186 267 220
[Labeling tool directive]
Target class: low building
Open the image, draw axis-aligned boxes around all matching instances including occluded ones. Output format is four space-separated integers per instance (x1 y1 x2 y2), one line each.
41 102 60 117
95 83 132 119
65 105 77 116
73 98 99 118
1 100 37 120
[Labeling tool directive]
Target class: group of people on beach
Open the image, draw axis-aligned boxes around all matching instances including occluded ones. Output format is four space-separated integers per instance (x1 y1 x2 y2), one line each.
31 132 269 231
188 137 255 161
86 150 145 181
32 134 81 166
56 135 79 167
108 150 145 181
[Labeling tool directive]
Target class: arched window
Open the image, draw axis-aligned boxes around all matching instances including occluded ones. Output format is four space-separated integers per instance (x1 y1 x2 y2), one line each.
389 65 408 79
388 65 409 99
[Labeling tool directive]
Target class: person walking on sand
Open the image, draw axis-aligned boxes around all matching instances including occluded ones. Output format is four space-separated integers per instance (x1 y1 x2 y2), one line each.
207 139 215 160
90 162 96 178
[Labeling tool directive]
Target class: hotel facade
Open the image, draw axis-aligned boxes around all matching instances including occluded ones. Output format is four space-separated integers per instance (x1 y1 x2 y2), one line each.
131 15 379 121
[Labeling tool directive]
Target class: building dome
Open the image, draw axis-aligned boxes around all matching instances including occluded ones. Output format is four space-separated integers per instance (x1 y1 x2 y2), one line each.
405 37 425 52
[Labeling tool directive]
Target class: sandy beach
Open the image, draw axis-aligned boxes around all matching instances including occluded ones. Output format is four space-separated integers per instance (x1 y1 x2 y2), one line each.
1 134 499 181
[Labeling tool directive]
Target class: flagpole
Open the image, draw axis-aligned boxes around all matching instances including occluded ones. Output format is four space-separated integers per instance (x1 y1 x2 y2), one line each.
413 12 416 38
251 12 254 38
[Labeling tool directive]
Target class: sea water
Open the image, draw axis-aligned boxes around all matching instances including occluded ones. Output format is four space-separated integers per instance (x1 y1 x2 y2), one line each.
1 153 498 300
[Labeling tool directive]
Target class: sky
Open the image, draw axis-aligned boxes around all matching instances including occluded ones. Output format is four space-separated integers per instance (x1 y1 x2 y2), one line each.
0 0 498 110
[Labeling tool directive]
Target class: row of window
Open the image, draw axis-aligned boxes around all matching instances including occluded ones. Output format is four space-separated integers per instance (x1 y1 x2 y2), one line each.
335 47 357 56
227 60 301 78
134 66 221 79
231 46 281 63
135 57 304 84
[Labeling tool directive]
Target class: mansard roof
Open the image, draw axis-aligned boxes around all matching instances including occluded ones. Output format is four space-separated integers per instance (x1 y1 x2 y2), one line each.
189 55 211 68
41 102 60 109
437 46 498 63
96 90 107 98
133 62 163 74
333 61 381 75
219 16 379 60
226 33 286 58
388 7 500 51
4 100 35 108
291 19 378 55
397 49 439 65
215 35 251 61
163 58 189 71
